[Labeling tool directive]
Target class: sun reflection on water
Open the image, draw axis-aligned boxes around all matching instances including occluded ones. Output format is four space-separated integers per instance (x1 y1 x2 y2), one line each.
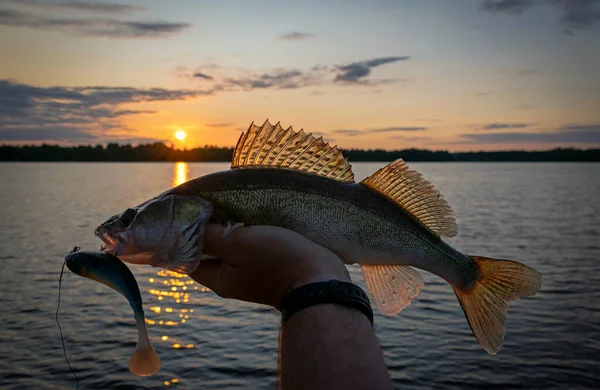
173 162 189 187
142 161 200 386
145 269 206 350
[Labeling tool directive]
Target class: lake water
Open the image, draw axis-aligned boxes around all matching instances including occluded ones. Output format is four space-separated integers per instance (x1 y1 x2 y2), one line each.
0 162 598 389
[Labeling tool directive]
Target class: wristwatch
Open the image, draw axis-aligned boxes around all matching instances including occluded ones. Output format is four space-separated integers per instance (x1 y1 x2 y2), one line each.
280 280 374 326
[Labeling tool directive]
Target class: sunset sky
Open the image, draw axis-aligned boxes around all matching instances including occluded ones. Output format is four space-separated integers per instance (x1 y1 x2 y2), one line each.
1 0 599 151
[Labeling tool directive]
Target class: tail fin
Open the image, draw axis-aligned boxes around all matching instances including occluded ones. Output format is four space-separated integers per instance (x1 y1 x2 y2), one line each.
453 255 542 355
129 314 161 376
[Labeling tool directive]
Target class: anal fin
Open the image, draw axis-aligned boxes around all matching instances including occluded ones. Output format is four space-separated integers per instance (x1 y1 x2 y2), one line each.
361 264 424 316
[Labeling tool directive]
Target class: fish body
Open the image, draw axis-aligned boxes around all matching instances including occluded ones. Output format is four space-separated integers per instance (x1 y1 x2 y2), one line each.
65 250 161 376
96 120 542 355
166 168 476 288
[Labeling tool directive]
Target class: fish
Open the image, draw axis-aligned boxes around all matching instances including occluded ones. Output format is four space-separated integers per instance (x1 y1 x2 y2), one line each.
96 119 542 355
65 249 161 376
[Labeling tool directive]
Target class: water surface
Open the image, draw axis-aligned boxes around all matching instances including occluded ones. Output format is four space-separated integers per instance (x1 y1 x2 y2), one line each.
0 162 598 389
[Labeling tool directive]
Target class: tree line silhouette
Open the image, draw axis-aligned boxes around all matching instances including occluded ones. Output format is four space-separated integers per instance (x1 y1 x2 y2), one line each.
1 142 599 162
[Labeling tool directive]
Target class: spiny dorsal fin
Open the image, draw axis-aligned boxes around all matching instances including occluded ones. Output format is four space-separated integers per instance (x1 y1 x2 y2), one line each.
360 159 457 237
231 119 355 183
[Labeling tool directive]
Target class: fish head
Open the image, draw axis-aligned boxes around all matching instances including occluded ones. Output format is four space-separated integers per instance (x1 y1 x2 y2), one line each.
95 195 213 271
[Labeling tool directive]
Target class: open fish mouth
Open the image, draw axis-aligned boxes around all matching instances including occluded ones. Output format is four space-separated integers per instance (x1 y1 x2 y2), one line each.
94 226 123 252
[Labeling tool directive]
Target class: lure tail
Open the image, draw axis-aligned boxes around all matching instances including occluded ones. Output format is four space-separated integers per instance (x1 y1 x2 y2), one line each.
129 313 161 376
453 255 542 354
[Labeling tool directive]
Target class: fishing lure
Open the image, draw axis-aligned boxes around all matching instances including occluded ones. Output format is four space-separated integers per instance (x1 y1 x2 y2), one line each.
64 249 161 376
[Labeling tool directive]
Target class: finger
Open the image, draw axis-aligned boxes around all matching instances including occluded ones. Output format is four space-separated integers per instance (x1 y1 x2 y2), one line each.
189 258 222 291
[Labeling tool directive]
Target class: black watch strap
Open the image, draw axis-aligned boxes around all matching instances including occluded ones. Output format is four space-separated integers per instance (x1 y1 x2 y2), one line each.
280 280 374 326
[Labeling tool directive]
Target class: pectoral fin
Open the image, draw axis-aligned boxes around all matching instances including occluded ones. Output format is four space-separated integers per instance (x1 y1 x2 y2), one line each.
360 264 424 316
162 209 211 275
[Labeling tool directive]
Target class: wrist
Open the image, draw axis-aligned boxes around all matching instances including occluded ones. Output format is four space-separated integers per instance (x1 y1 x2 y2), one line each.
269 250 351 309
289 254 351 290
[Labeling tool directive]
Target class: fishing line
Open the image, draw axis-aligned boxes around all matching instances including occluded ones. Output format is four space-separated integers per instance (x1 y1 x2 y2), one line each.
57 252 80 390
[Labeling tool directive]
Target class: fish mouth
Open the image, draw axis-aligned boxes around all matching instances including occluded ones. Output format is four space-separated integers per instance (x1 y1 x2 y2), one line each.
94 226 123 252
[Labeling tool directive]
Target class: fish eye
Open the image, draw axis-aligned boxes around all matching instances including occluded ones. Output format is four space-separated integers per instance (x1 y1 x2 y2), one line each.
119 208 137 227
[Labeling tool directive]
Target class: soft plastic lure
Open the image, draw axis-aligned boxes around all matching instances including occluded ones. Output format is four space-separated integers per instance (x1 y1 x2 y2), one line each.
65 249 161 376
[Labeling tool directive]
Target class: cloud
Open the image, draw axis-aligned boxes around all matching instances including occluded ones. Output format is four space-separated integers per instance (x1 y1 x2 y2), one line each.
0 79 210 143
481 0 533 14
461 123 600 144
481 122 534 130
330 129 361 136
206 123 233 128
330 126 428 136
226 69 307 89
180 56 409 92
0 6 189 38
279 31 315 40
184 56 410 91
0 127 97 141
480 0 600 33
102 136 169 145
370 126 427 132
560 123 600 131
193 72 213 80
550 0 600 33
112 109 157 116
210 68 325 91
334 56 410 84
391 135 432 141
9 0 144 14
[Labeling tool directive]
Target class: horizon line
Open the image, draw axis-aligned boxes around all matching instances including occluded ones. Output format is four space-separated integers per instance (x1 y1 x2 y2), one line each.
1 142 599 154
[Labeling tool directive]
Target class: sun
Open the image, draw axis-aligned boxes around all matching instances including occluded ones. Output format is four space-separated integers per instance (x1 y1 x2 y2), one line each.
174 130 186 141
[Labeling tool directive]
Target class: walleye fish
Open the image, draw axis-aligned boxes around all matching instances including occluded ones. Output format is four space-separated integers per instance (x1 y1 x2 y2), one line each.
65 249 161 376
96 120 542 355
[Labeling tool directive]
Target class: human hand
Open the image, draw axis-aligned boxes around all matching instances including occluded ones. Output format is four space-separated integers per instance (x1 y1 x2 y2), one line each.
189 224 351 309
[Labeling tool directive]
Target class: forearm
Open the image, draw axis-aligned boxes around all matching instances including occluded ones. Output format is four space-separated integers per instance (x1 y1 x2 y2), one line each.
278 304 393 390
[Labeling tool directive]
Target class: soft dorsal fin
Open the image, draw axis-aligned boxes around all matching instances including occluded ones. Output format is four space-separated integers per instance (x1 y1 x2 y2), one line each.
231 120 355 183
361 159 457 237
